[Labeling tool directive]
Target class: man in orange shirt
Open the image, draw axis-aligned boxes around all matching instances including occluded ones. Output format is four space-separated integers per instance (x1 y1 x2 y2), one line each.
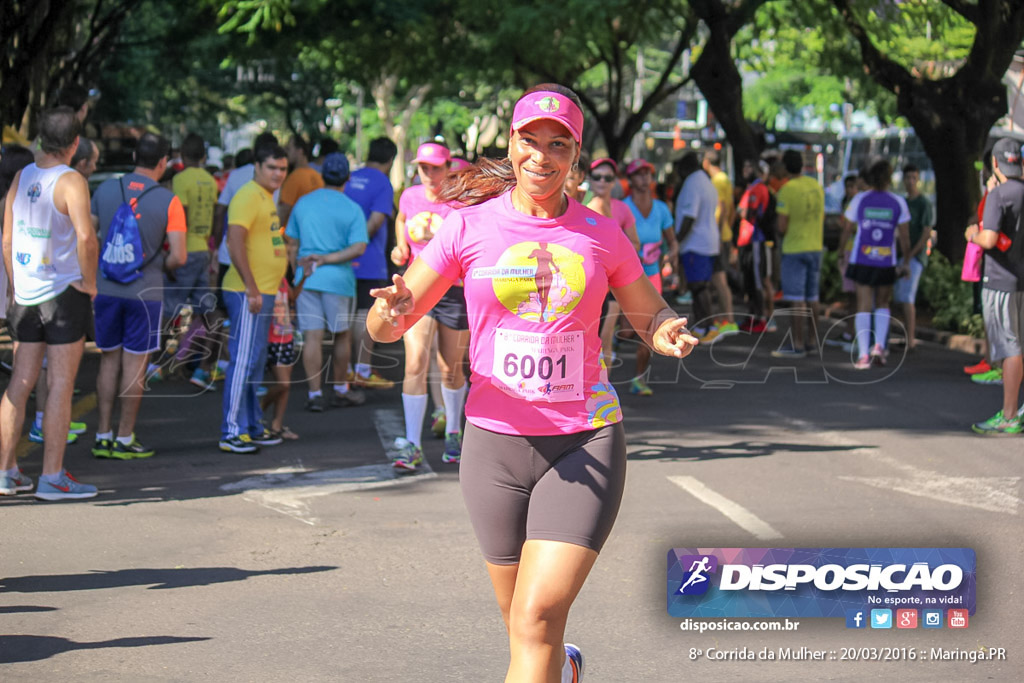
278 135 323 227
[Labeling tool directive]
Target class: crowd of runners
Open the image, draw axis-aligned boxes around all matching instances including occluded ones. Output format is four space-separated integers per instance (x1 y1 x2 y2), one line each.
1 80 1023 680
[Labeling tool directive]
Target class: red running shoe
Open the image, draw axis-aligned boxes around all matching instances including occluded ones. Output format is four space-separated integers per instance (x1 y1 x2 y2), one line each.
963 359 991 375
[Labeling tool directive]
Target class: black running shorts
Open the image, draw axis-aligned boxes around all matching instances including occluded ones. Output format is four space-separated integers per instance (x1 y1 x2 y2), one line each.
8 286 92 345
426 285 469 331
845 263 897 287
459 421 627 565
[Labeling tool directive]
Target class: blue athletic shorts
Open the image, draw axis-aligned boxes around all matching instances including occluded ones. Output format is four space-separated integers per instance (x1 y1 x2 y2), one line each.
680 252 719 284
93 294 163 354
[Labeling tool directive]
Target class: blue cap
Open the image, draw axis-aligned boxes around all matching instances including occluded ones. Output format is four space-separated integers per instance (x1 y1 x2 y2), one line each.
321 152 350 184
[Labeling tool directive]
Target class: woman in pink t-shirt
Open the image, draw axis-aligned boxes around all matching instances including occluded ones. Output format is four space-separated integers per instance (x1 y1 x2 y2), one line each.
368 85 697 682
587 157 642 366
390 143 469 467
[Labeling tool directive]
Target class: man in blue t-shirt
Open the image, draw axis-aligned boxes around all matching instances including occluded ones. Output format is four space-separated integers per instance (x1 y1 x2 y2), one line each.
344 137 397 389
286 153 369 411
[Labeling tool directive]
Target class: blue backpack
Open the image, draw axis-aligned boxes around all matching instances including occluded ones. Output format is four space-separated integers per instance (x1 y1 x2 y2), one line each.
100 179 160 284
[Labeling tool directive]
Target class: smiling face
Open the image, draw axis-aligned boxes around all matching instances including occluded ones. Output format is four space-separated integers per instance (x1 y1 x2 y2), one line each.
509 118 578 207
417 161 448 196
589 162 617 199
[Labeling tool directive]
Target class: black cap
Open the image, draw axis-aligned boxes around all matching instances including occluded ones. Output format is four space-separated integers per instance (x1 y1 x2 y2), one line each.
992 138 1023 178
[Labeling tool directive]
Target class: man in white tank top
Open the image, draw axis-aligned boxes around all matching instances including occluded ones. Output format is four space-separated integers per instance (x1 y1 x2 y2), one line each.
0 107 99 501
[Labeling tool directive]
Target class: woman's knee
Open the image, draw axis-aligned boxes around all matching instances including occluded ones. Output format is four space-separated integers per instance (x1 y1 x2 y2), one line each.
508 595 570 644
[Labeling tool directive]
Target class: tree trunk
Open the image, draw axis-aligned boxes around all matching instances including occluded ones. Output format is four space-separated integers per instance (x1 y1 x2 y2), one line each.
690 13 760 176
901 77 1003 259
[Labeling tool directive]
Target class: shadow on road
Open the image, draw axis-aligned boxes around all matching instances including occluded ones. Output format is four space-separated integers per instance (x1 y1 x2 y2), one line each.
0 634 211 663
0 605 58 614
0 565 338 593
627 440 869 462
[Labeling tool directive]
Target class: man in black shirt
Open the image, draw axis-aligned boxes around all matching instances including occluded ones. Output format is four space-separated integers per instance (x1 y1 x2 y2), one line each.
965 138 1024 434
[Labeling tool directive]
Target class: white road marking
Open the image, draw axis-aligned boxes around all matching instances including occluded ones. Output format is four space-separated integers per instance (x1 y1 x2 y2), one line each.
778 416 1020 516
219 409 437 525
667 475 784 540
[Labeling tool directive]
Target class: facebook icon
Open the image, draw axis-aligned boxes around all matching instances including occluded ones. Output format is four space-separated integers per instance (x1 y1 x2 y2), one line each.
845 609 867 629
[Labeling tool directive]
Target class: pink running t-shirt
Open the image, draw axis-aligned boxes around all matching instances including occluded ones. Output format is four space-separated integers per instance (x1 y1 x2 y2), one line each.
398 184 454 263
610 198 636 235
419 191 644 436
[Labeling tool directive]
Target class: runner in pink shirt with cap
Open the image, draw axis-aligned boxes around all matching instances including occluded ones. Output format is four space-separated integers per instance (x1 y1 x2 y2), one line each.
390 142 469 467
368 84 697 683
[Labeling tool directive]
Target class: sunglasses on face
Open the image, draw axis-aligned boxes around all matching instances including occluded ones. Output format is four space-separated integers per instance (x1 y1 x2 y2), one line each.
591 173 615 182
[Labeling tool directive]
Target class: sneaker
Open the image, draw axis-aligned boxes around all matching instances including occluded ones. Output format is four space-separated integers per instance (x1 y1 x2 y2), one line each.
110 436 156 459
738 318 767 334
854 355 872 370
770 344 806 359
971 368 1003 385
255 385 268 398
210 366 227 382
629 378 653 396
249 429 283 447
765 320 778 333
331 388 367 407
714 321 740 337
34 470 97 501
442 432 462 464
565 643 585 682
28 424 78 444
0 470 34 495
69 420 87 435
146 364 163 382
189 368 215 391
971 410 1023 436
219 434 260 454
430 408 447 438
92 437 114 459
698 328 720 345
870 344 887 366
964 358 991 375
305 394 326 412
392 437 423 471
353 371 395 390
675 291 693 305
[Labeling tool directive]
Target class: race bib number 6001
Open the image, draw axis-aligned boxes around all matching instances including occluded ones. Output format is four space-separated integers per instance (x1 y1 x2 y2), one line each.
492 328 584 402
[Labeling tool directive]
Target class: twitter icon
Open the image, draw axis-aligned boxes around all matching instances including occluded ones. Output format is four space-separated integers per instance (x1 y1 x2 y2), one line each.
870 609 892 629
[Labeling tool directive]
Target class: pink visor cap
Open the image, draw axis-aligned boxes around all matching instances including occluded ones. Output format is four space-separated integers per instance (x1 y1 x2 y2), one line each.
510 91 584 145
415 143 451 166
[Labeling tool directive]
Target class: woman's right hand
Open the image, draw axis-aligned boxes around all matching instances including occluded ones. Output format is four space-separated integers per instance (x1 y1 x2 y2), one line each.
370 273 415 327
391 243 410 266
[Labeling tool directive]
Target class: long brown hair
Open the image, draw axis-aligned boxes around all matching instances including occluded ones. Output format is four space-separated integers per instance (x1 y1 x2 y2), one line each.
437 83 583 207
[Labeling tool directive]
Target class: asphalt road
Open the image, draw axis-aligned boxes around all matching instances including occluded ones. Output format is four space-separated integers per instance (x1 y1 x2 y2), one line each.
1 312 1021 682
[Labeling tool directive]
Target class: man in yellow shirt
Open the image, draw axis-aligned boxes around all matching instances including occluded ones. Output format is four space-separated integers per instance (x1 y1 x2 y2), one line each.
703 149 737 335
772 150 825 358
169 133 220 390
219 143 289 453
278 135 323 227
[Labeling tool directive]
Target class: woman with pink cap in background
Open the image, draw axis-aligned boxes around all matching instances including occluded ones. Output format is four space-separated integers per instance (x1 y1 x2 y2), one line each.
390 142 470 469
623 158 678 395
369 83 697 683
586 158 641 368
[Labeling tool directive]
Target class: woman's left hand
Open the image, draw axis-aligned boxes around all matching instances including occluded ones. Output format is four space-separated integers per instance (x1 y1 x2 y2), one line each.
652 316 699 358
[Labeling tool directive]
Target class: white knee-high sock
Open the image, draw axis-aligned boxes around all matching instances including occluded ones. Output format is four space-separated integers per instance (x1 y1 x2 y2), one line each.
402 393 428 447
873 308 891 350
441 384 466 435
855 312 872 358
